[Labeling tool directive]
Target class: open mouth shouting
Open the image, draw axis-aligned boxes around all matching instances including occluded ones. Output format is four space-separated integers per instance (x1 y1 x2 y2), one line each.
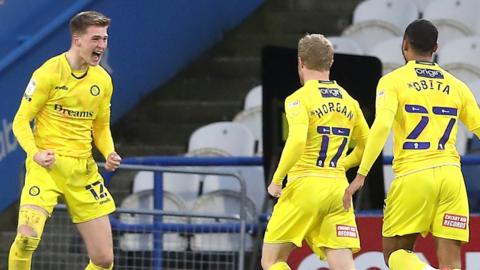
92 50 103 63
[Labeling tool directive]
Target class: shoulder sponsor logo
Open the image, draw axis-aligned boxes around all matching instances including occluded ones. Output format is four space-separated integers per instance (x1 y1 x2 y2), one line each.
23 79 36 101
90 85 100 96
415 68 444 79
319 88 343 98
288 100 300 108
54 104 94 118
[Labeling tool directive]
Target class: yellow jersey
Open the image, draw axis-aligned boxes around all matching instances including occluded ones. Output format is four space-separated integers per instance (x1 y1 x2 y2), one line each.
272 80 369 184
13 53 115 159
373 60 480 176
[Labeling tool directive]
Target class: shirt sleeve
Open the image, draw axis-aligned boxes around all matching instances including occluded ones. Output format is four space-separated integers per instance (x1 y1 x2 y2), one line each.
271 95 309 184
357 76 398 176
459 83 480 132
92 79 115 160
12 71 51 156
343 101 370 170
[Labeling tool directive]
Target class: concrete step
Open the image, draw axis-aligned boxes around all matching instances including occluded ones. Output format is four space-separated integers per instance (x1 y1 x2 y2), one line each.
125 100 242 123
186 56 261 79
263 10 350 36
114 123 201 147
218 33 300 58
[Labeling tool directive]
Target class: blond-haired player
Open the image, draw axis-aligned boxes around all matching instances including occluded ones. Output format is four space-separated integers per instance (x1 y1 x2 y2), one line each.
9 11 121 270
344 19 480 270
261 34 370 270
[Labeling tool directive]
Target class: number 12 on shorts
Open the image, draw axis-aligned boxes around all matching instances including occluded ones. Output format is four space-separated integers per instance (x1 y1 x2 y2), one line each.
316 126 350 168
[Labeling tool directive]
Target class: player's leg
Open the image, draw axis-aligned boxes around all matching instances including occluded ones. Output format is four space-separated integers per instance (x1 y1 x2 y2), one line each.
262 178 319 270
383 234 436 270
325 248 355 270
435 237 461 270
382 169 438 269
9 156 60 270
64 157 116 270
431 166 468 270
9 205 48 270
310 178 359 269
76 215 114 270
261 243 296 269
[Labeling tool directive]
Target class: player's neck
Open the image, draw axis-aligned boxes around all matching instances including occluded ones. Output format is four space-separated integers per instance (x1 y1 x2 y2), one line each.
303 69 330 82
65 50 89 71
408 54 434 63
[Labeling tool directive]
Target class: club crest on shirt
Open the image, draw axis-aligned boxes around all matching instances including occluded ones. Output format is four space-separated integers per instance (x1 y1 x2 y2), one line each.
29 186 40 196
23 79 36 101
90 85 100 96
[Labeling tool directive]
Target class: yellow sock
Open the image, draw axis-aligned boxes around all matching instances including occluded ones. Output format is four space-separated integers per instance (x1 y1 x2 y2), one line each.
8 207 47 270
8 235 40 270
85 260 113 270
389 249 433 270
269 261 291 270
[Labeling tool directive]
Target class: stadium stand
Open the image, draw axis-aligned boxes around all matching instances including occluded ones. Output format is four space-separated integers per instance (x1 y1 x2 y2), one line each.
119 189 189 251
233 107 263 155
243 85 262 110
367 37 404 74
188 121 256 156
342 0 418 51
423 0 478 48
437 36 480 82
327 36 364 55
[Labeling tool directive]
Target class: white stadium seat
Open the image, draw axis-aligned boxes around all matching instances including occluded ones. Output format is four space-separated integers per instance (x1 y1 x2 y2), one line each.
190 190 257 251
233 106 263 155
423 0 478 48
343 0 418 50
119 190 188 251
244 85 262 110
367 37 405 74
437 36 480 82
414 0 436 14
132 171 202 209
201 166 266 214
327 36 364 55
188 121 256 156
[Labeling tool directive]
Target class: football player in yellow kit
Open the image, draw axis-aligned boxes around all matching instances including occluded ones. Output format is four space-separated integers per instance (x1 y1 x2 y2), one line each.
9 11 121 270
344 19 480 270
261 34 370 270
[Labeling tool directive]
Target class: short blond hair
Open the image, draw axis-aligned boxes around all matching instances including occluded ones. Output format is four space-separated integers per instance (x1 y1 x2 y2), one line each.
298 34 333 71
70 11 111 35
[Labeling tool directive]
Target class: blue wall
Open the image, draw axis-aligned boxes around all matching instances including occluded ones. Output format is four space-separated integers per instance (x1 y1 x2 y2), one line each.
0 0 264 212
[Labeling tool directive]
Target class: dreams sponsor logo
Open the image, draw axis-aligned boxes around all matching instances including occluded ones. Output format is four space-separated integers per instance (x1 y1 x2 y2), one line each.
54 104 94 118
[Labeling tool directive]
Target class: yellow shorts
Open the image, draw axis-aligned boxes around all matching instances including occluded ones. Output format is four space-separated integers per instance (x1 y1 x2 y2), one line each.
383 165 469 242
264 177 360 260
20 155 116 223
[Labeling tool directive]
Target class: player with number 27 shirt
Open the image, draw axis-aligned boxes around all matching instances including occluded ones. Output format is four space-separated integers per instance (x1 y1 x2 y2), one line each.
344 19 480 270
